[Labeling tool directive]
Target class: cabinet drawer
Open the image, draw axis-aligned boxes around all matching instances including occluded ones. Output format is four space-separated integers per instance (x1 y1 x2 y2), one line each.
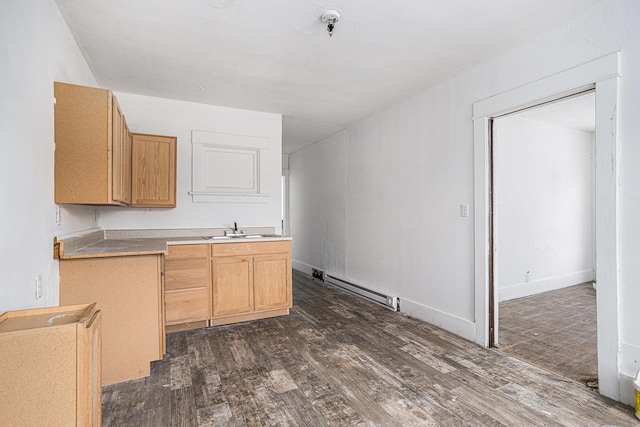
165 244 209 291
165 267 209 291
167 244 208 259
210 241 291 257
165 288 210 325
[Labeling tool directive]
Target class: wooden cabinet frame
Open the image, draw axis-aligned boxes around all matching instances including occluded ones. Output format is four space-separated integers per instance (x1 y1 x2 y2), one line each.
60 255 165 385
55 82 130 205
164 244 211 328
164 241 292 331
54 82 175 208
210 241 292 327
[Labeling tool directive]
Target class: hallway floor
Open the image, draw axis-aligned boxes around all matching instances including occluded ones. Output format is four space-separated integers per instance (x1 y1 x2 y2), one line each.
498 283 598 387
102 275 633 426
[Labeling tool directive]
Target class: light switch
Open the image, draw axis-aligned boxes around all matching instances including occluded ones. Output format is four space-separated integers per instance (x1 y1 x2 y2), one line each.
460 204 469 217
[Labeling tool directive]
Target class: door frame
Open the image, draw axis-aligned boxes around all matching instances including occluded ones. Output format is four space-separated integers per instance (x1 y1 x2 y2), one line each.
490 88 595 348
472 53 620 400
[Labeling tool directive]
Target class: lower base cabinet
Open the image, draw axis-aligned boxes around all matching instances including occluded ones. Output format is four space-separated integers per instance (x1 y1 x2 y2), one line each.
165 240 292 330
164 244 211 328
60 254 165 385
211 241 292 326
0 303 102 427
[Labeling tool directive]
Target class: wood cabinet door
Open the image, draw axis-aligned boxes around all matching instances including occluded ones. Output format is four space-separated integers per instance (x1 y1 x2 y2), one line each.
111 96 125 203
122 121 132 204
253 253 292 311
212 256 253 317
131 133 177 207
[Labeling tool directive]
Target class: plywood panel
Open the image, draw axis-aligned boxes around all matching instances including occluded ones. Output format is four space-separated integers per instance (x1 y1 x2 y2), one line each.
77 310 102 426
54 81 113 205
60 255 162 385
122 118 132 204
112 96 124 202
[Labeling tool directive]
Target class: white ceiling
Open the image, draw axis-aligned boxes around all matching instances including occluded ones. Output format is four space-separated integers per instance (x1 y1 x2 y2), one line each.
55 0 604 153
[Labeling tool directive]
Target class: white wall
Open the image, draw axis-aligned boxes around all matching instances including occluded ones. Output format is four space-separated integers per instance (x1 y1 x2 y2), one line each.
96 93 282 232
290 132 347 276
0 0 99 314
290 0 640 403
0 1 283 315
494 116 594 301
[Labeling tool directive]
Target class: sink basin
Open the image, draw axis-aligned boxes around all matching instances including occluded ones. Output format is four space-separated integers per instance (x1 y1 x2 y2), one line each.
200 234 269 240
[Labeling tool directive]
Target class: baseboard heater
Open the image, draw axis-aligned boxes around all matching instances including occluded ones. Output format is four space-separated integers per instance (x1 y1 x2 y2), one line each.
324 274 399 311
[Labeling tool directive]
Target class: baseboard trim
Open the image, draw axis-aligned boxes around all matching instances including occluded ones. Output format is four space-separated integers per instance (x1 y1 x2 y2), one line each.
499 269 594 302
400 298 476 343
292 259 316 276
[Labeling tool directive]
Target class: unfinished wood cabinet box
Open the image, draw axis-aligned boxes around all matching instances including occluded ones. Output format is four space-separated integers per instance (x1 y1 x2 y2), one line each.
0 303 102 427
54 81 131 205
164 244 211 330
211 241 292 326
60 254 165 385
131 133 177 208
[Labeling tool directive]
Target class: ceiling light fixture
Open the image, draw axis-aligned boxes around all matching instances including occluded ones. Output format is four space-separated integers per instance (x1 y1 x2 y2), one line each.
321 9 341 37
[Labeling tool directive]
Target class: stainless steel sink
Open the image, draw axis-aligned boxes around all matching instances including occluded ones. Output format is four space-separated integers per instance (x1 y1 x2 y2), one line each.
201 234 280 240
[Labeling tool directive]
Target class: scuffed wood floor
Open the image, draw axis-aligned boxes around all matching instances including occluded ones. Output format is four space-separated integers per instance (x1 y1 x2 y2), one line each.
498 283 598 386
102 271 635 426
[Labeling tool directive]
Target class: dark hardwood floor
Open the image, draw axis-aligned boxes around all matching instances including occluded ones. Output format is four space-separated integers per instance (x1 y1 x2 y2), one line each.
102 272 634 426
498 283 598 387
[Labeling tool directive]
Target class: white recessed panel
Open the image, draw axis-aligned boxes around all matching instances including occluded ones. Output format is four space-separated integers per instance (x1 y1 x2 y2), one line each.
204 148 257 193
191 130 270 203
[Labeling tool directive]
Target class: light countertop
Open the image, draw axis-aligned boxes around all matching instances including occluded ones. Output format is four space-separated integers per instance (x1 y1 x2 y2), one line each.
57 228 291 259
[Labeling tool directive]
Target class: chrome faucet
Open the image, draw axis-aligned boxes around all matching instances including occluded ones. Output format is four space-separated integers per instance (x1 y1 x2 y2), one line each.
225 221 246 237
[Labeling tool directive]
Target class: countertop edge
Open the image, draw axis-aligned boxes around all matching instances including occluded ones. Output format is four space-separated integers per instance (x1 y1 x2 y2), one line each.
57 231 291 259
166 236 292 245
59 249 169 260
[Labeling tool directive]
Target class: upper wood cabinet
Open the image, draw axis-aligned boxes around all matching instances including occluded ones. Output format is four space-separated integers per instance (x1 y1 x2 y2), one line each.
131 133 177 208
54 82 131 205
112 96 132 205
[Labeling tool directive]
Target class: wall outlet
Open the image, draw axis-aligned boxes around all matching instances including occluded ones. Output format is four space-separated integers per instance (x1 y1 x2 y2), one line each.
55 206 62 225
35 275 43 300
312 268 324 281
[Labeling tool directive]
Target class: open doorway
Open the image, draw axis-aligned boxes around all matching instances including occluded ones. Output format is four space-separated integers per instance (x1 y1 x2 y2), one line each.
281 171 290 236
473 53 620 400
491 92 597 386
